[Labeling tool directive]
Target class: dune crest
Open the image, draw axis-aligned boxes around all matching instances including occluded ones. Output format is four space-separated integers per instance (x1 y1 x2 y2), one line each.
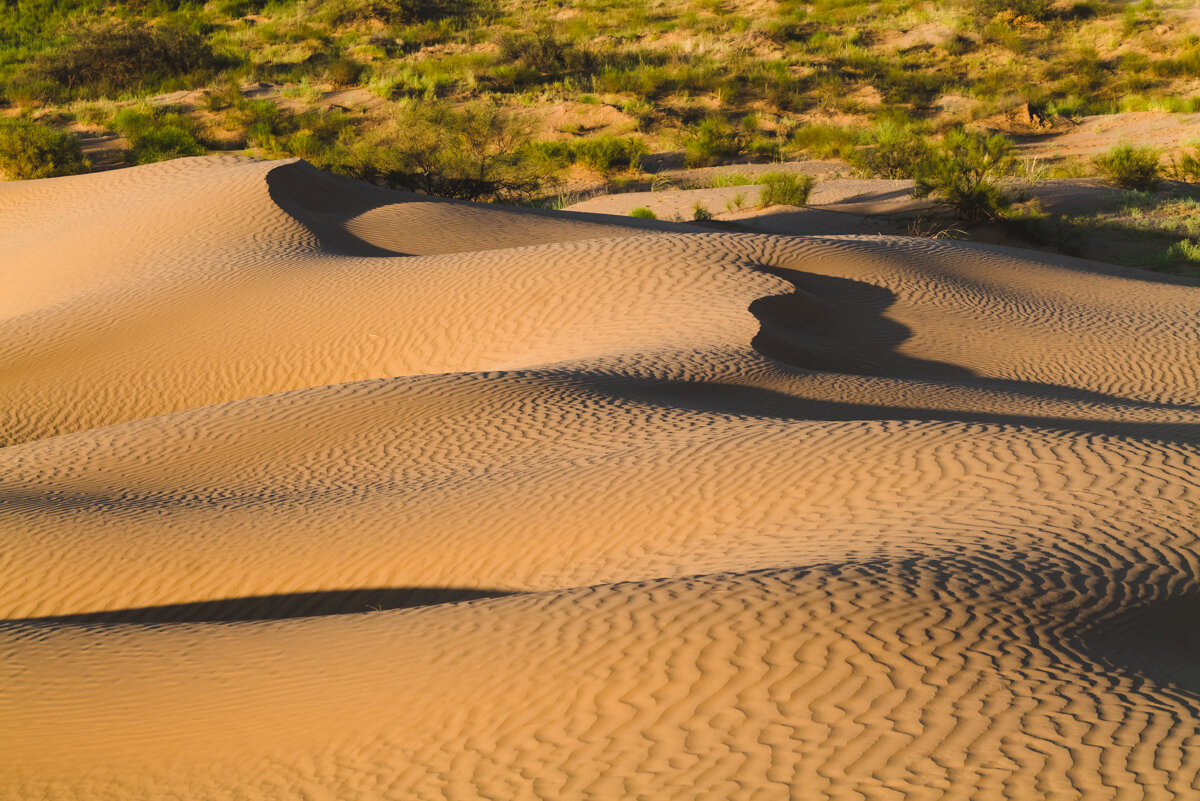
2 157 1199 800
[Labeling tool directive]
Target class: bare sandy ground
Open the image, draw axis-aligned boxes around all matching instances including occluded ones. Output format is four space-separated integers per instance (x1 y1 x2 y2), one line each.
2 156 1200 800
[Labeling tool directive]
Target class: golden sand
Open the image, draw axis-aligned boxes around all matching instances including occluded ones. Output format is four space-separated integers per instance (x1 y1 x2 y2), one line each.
2 157 1199 799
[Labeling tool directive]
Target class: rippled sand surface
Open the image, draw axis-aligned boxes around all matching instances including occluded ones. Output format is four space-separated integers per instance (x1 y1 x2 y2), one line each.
3 157 1199 800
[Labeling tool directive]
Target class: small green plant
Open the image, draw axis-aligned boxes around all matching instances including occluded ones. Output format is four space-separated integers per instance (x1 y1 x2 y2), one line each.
850 120 931 179
630 206 657 218
683 117 742 167
0 118 90 179
572 134 646 173
113 109 206 164
708 172 752 188
692 202 714 221
912 128 1017 222
725 191 747 212
1093 145 1162 191
788 124 860 160
758 171 814 207
327 58 365 87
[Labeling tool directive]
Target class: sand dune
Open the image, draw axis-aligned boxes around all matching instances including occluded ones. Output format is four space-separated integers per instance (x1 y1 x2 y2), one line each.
2 156 1199 800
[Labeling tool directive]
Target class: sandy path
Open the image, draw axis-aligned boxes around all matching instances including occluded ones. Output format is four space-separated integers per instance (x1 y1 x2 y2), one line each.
2 156 1199 800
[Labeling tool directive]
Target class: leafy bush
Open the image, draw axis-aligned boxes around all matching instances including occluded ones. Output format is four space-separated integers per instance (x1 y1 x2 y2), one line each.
683 117 742 167
850 120 930 178
572 134 646 173
326 58 364 87
630 206 657 219
0 118 90 179
496 27 591 75
912 128 1017 222
758 171 814 207
23 21 214 98
340 100 543 202
1093 144 1161 190
112 108 205 164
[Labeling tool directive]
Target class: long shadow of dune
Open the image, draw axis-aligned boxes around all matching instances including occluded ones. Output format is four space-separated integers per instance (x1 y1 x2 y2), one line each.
577 267 1198 441
7 587 515 625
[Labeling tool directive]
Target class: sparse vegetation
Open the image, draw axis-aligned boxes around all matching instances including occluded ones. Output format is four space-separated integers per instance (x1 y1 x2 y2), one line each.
0 118 89 179
630 206 656 219
759 172 815 208
913 128 1017 222
1093 145 1163 191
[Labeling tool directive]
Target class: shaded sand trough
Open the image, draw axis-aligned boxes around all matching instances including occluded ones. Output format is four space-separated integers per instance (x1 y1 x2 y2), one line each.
2 156 1200 799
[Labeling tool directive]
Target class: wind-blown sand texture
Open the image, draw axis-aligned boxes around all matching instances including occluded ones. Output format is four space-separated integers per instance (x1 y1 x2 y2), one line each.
3 156 1200 800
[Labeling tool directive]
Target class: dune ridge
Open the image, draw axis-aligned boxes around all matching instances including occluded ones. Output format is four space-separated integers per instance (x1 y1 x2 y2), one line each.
2 156 1199 800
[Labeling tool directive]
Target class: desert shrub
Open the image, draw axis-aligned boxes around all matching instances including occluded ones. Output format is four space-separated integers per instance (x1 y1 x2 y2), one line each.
630 206 657 218
0 118 89 179
759 171 814 207
24 21 214 98
113 108 205 163
850 120 930 178
339 100 543 202
1093 144 1161 190
973 0 1054 22
1167 150 1200 183
683 117 742 167
326 58 364 87
318 0 489 26
496 27 591 75
691 202 713 221
788 123 859 159
572 134 646 173
912 127 1017 222
230 99 292 148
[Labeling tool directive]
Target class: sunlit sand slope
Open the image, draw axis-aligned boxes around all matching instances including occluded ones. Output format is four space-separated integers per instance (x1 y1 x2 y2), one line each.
2 157 1199 800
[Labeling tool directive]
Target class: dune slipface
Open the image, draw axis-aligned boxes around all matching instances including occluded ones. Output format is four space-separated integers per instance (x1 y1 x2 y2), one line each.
2 156 1199 800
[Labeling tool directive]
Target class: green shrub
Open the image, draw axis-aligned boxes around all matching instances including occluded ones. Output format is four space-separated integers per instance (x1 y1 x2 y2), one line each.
758 171 814 207
496 26 591 75
339 100 543 202
850 120 930 178
1167 150 1200 183
683 117 742 167
788 123 859 159
0 118 90 179
24 21 214 98
326 58 364 87
630 206 657 219
974 0 1054 21
691 202 713 221
1093 144 1161 190
113 108 205 164
572 134 646 173
912 128 1017 222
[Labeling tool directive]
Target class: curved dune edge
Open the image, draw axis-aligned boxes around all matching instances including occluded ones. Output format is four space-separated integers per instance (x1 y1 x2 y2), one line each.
2 157 1199 800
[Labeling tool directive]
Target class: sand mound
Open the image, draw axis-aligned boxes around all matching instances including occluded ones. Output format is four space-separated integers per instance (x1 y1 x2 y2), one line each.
2 157 1199 800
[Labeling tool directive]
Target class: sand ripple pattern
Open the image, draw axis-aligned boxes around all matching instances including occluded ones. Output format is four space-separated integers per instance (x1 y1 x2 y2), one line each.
2 157 1199 800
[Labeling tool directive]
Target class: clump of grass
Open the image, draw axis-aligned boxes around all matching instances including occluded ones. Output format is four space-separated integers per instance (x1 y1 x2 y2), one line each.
759 171 814 207
850 120 930 179
0 118 90 179
1093 145 1162 191
630 206 657 218
788 123 859 160
683 117 742 167
709 172 753 188
112 108 206 164
572 134 646 174
912 127 1017 222
326 58 365 87
691 201 713 221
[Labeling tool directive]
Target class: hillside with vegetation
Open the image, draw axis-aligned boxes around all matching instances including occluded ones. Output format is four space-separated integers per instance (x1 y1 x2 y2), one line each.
1 0 1198 270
